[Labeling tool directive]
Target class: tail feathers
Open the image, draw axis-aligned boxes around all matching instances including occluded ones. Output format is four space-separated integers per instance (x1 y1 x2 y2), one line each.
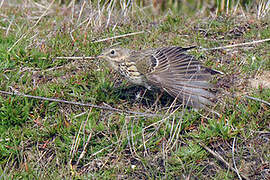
164 81 217 109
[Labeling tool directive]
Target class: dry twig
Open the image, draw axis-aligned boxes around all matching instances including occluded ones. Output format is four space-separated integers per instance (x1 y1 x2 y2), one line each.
55 56 96 60
201 38 270 51
232 137 242 180
244 95 270 106
0 89 159 117
199 142 250 180
75 112 93 166
92 31 145 43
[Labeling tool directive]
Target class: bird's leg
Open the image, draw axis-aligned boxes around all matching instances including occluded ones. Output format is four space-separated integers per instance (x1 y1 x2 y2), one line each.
151 89 164 108
136 88 148 103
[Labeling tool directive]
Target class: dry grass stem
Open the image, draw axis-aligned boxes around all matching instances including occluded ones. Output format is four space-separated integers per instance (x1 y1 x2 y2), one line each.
5 17 14 36
199 142 250 180
77 0 86 25
75 117 93 166
92 31 145 43
7 0 55 52
201 38 270 51
55 56 96 60
244 95 270 106
232 137 242 180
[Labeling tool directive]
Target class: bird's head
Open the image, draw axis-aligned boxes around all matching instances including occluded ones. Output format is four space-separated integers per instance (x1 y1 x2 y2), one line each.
98 48 130 63
98 47 131 71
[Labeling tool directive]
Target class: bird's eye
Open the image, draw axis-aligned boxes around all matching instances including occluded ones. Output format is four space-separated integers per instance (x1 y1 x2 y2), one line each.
110 49 115 55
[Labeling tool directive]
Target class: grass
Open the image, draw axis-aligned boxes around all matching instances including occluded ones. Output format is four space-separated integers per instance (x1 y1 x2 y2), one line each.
0 0 270 179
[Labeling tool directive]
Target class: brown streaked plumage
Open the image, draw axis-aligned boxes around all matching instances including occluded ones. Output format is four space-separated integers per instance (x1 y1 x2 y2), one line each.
98 46 220 109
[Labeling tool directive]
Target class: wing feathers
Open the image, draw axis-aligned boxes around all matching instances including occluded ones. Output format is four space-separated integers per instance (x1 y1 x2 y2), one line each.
145 47 218 109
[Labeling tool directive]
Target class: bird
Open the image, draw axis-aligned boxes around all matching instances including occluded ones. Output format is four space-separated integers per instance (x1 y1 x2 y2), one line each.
98 46 220 109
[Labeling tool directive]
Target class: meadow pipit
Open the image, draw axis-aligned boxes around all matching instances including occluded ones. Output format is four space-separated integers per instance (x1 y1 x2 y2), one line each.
98 46 220 109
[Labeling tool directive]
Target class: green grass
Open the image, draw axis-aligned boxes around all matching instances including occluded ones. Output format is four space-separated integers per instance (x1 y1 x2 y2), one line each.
0 0 270 179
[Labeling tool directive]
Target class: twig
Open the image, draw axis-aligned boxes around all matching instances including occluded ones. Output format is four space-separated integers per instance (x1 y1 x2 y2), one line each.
199 142 250 180
244 95 270 106
142 128 148 156
70 113 84 159
0 90 159 117
55 56 96 60
69 0 75 22
130 117 140 158
76 0 86 25
75 117 92 166
86 143 113 160
125 117 134 155
232 137 242 180
6 16 14 36
0 0 4 9
92 31 145 43
200 38 270 51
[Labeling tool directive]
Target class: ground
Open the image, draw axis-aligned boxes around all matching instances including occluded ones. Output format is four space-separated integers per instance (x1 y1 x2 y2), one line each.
0 0 269 179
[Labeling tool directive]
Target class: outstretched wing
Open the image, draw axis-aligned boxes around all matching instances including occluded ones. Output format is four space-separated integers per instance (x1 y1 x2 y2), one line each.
145 47 217 109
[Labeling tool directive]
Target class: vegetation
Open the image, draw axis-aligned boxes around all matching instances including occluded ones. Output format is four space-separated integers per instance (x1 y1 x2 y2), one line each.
0 0 269 179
